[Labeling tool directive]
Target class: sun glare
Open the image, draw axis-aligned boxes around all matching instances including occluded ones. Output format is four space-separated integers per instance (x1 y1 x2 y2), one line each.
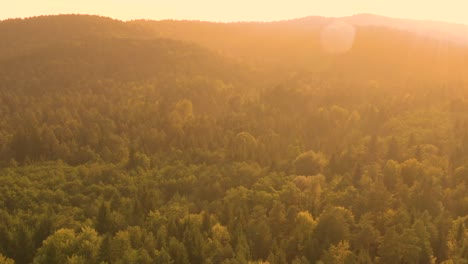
320 21 356 54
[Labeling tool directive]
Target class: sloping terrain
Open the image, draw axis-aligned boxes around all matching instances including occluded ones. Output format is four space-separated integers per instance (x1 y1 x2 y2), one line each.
0 14 467 264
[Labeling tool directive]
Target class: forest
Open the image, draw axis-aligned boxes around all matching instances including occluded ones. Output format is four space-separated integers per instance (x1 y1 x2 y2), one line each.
0 14 467 263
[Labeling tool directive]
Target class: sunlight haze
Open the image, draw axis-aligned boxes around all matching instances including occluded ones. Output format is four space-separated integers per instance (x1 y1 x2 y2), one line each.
2 0 468 24
2 0 468 263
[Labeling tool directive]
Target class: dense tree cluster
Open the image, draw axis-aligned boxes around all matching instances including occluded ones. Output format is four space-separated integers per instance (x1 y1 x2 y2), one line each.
0 15 467 263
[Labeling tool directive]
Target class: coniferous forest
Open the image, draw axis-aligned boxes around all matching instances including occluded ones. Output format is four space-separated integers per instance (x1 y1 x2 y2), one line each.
0 15 467 263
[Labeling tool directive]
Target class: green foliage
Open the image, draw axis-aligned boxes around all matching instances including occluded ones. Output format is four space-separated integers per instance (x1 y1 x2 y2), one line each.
33 228 101 264
320 240 354 264
0 254 14 264
446 216 468 263
0 14 467 264
294 151 328 176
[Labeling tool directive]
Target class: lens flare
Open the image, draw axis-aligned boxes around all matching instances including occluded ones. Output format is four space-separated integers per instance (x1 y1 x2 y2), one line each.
320 20 356 54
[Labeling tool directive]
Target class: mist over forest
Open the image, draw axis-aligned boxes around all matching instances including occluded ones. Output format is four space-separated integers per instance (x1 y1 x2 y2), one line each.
0 14 467 264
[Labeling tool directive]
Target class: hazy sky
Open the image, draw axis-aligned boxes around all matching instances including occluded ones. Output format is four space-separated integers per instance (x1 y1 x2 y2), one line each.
2 0 468 25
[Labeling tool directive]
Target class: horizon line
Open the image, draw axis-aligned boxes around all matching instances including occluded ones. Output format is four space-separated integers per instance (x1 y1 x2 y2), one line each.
1 12 468 26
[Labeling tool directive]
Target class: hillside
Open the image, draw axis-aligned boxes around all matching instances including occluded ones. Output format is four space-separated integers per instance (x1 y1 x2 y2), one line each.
345 13 468 46
0 14 467 264
133 15 468 85
0 15 247 88
0 37 245 92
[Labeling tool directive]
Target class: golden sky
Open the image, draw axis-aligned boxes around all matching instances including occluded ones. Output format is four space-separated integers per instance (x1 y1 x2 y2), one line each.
2 0 468 25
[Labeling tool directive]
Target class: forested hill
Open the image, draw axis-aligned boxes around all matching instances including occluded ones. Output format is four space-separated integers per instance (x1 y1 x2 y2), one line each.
0 15 467 264
0 38 244 92
344 13 468 46
0 15 153 60
2 14 468 87
0 15 248 92
133 16 468 84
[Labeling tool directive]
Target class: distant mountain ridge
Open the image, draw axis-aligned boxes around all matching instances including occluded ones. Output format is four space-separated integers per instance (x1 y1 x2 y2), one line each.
1 14 468 90
279 14 468 46
0 15 247 92
344 13 468 46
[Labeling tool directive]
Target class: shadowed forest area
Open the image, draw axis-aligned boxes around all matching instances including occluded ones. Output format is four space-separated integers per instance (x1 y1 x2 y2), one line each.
0 14 467 263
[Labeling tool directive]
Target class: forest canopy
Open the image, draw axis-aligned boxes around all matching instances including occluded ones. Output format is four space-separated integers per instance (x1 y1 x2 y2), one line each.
0 14 467 264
